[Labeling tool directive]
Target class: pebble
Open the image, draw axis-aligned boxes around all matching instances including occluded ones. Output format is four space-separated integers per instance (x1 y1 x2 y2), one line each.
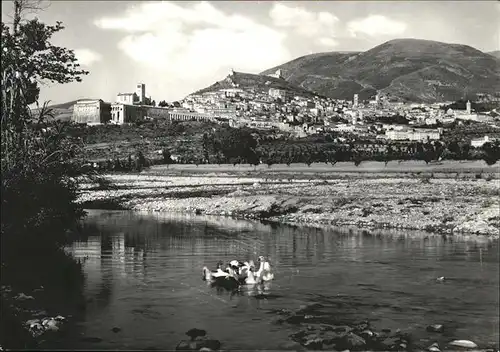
428 342 441 352
426 324 444 333
448 340 478 349
80 336 103 343
15 293 34 300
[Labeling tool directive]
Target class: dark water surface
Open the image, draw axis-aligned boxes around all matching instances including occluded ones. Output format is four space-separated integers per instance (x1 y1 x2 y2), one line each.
63 210 499 350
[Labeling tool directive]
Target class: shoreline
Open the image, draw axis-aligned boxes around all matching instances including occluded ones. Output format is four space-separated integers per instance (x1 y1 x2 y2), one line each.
78 165 500 238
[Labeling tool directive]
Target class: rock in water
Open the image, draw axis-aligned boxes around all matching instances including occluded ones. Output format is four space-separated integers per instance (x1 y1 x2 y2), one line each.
201 339 221 350
175 340 190 351
448 340 478 349
303 338 323 350
339 332 366 351
80 337 103 343
426 324 444 333
188 341 198 350
428 342 441 352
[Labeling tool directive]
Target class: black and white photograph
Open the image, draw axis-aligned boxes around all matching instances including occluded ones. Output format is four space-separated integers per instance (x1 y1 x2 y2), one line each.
1 0 499 351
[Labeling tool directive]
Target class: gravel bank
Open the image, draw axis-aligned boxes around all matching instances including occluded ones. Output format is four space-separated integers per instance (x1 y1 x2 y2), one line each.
78 173 500 238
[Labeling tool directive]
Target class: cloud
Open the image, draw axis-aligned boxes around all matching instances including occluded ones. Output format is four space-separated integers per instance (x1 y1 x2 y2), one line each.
347 15 407 38
73 48 102 66
269 3 339 45
317 37 339 48
94 1 291 82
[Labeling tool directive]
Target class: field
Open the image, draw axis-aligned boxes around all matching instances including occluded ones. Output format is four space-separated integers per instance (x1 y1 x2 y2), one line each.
147 160 499 177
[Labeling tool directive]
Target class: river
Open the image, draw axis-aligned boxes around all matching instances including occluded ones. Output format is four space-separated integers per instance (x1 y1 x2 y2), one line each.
61 210 499 350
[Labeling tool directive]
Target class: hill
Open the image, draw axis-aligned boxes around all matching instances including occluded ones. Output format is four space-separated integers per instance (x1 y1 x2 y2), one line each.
488 51 500 59
30 98 96 121
192 70 324 99
261 39 500 103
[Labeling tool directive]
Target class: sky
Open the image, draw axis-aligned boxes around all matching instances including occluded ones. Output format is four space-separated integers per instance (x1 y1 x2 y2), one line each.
2 0 499 105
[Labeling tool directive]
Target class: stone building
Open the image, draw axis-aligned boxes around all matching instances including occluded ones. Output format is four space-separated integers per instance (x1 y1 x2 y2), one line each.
144 106 171 119
116 92 136 105
110 103 145 124
72 99 111 124
268 88 291 101
385 128 441 141
168 110 214 122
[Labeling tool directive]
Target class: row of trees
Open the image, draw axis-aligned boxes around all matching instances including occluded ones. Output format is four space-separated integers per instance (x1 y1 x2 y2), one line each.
197 128 500 167
256 140 499 167
117 140 497 172
93 149 175 172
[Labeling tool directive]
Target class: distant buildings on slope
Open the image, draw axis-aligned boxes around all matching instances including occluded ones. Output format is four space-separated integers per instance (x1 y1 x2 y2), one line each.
70 76 498 146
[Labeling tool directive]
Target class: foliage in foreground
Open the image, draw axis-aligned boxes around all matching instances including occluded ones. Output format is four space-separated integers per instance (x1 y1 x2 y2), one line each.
1 0 90 247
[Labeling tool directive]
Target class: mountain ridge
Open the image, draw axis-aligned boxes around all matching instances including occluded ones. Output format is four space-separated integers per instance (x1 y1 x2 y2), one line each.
260 38 500 102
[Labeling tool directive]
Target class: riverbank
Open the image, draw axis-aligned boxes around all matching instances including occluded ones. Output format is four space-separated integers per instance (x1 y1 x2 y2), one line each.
78 161 500 238
0 239 86 350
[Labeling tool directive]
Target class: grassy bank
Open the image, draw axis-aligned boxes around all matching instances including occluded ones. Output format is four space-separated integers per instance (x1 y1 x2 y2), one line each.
78 162 500 238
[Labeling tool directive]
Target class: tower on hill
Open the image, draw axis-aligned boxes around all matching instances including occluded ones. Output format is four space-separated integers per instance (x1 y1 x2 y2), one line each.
466 100 471 114
136 83 146 104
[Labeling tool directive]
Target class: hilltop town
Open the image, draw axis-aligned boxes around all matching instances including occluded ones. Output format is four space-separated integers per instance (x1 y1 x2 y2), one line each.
70 68 500 159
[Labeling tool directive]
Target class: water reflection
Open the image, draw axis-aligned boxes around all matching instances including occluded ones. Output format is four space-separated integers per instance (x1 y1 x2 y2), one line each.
65 210 499 350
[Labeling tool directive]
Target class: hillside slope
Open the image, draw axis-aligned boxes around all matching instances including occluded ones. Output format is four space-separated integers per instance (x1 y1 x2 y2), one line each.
30 98 100 121
488 51 500 59
193 70 323 99
261 39 500 102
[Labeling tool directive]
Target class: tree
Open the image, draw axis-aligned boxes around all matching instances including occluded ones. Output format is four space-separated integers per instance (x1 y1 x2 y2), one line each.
158 100 168 107
482 141 500 166
326 149 338 166
135 150 146 171
214 127 258 164
202 133 211 163
1 0 90 242
127 154 133 170
162 148 173 168
2 8 88 163
352 150 363 167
